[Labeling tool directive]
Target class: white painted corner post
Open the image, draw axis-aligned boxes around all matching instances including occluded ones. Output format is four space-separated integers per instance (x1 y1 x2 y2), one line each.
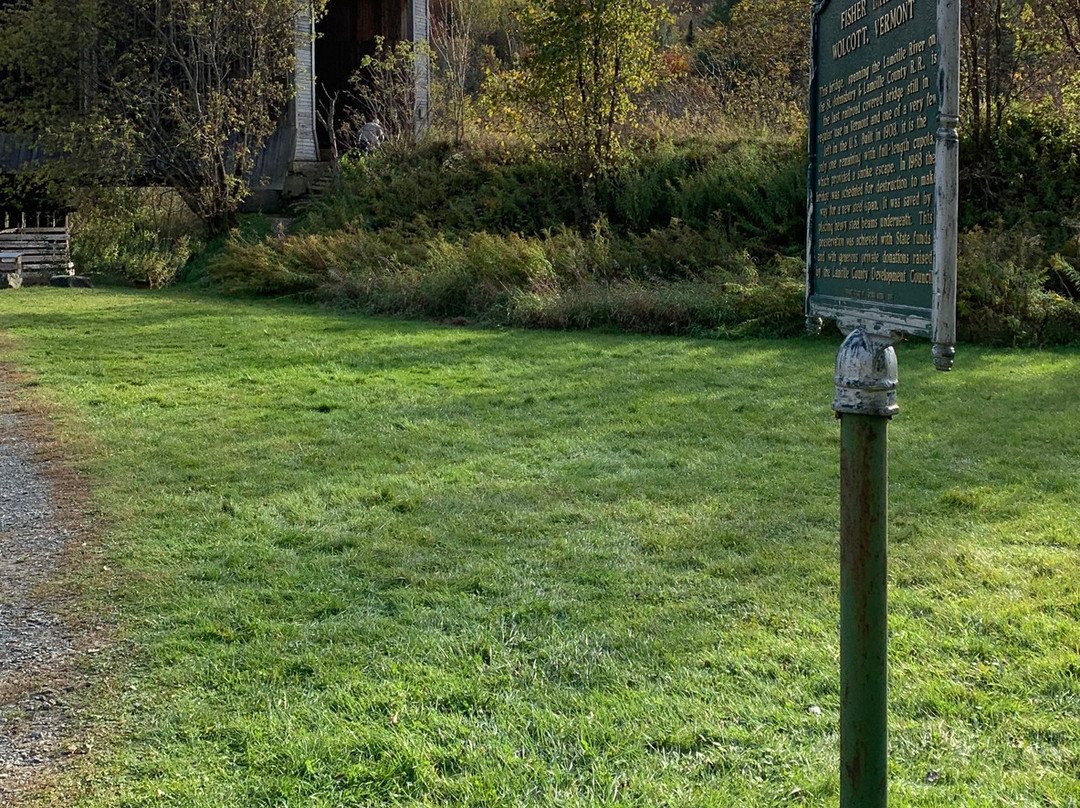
294 1 320 162
413 0 431 134
931 0 961 371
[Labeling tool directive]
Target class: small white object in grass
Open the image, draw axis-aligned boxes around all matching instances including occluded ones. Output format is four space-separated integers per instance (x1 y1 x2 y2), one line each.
808 705 823 716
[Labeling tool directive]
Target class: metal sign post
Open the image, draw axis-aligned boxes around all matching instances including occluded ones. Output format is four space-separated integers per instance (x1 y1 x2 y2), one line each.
807 0 959 803
834 329 896 806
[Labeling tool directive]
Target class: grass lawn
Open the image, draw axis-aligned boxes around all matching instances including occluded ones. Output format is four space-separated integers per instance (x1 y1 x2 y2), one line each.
1 288 1078 807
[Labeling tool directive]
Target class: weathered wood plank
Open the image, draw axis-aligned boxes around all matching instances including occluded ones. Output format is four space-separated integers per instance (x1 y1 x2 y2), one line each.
0 225 73 275
293 4 318 162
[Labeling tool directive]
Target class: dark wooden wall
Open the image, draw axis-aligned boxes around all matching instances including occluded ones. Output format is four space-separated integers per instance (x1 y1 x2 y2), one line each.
315 0 411 97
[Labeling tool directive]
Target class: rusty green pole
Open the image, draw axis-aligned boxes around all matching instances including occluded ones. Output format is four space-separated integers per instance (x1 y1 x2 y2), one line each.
833 328 897 808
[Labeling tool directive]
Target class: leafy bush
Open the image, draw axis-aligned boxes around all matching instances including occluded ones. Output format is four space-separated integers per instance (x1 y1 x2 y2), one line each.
297 135 807 261
70 187 201 287
956 222 1080 345
206 228 426 297
601 137 806 255
208 123 1080 348
205 220 804 337
949 114 1080 344
504 0 668 174
298 145 577 236
1038 291 1080 345
206 240 315 297
961 113 1080 257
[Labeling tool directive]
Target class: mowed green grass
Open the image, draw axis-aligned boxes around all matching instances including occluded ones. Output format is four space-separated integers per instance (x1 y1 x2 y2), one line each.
1 289 1078 807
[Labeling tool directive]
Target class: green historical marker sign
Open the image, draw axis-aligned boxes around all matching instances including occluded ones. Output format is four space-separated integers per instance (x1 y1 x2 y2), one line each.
807 2 959 807
808 0 958 367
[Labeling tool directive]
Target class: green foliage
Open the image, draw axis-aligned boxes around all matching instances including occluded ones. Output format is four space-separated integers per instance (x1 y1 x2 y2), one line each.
704 0 741 26
957 224 1048 344
70 187 202 288
507 0 669 173
305 145 582 234
958 0 1077 150
205 220 805 336
0 169 65 219
600 137 806 256
1038 286 1080 343
955 222 1080 345
262 135 809 337
0 0 102 134
300 137 806 251
347 37 429 155
692 0 808 130
960 113 1080 256
205 227 426 298
420 232 557 315
951 113 1080 344
0 0 321 234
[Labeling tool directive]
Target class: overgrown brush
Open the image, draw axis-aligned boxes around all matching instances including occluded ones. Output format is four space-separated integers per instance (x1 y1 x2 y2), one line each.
956 221 1080 345
508 277 805 337
296 136 806 252
208 125 1080 347
206 222 807 337
600 137 805 254
961 114 1080 257
71 187 202 287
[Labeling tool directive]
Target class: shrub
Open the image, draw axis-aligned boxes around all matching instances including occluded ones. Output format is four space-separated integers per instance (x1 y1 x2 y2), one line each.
205 228 428 298
299 145 578 237
204 222 805 338
1038 291 1080 345
70 187 202 287
610 222 756 281
960 113 1080 256
602 137 806 255
506 0 668 174
954 222 1080 346
956 223 1048 345
297 135 807 263
205 240 314 297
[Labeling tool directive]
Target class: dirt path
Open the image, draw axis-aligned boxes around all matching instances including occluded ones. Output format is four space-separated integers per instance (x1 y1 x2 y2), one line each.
0 378 97 805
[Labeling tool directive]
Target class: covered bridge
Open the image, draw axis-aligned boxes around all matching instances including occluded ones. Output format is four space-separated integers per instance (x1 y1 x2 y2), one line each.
248 0 429 206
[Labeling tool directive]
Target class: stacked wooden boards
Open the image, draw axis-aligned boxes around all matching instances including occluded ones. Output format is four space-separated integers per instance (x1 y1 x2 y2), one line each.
0 225 74 286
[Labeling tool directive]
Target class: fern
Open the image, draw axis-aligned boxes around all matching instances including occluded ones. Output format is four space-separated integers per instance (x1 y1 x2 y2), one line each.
1050 253 1080 300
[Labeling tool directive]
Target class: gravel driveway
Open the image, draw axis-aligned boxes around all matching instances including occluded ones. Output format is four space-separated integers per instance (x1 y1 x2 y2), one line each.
0 379 95 804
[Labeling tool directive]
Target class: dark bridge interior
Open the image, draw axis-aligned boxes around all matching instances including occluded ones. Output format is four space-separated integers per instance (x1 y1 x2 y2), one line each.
315 0 411 143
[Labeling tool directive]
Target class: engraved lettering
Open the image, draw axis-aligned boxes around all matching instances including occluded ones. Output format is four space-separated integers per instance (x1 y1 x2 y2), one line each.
841 0 868 28
833 26 870 60
875 0 916 37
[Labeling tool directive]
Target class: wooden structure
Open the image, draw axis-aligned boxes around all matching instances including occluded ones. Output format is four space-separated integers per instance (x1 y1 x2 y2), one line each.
0 252 23 288
0 213 75 286
247 0 430 208
296 0 431 158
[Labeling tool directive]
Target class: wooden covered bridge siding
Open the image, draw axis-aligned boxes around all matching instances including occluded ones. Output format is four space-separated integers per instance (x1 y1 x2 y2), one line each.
293 0 430 162
249 0 429 206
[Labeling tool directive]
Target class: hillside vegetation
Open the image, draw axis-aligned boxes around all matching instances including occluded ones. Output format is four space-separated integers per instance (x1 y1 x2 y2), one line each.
197 120 1080 346
6 0 1080 343
204 137 809 339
